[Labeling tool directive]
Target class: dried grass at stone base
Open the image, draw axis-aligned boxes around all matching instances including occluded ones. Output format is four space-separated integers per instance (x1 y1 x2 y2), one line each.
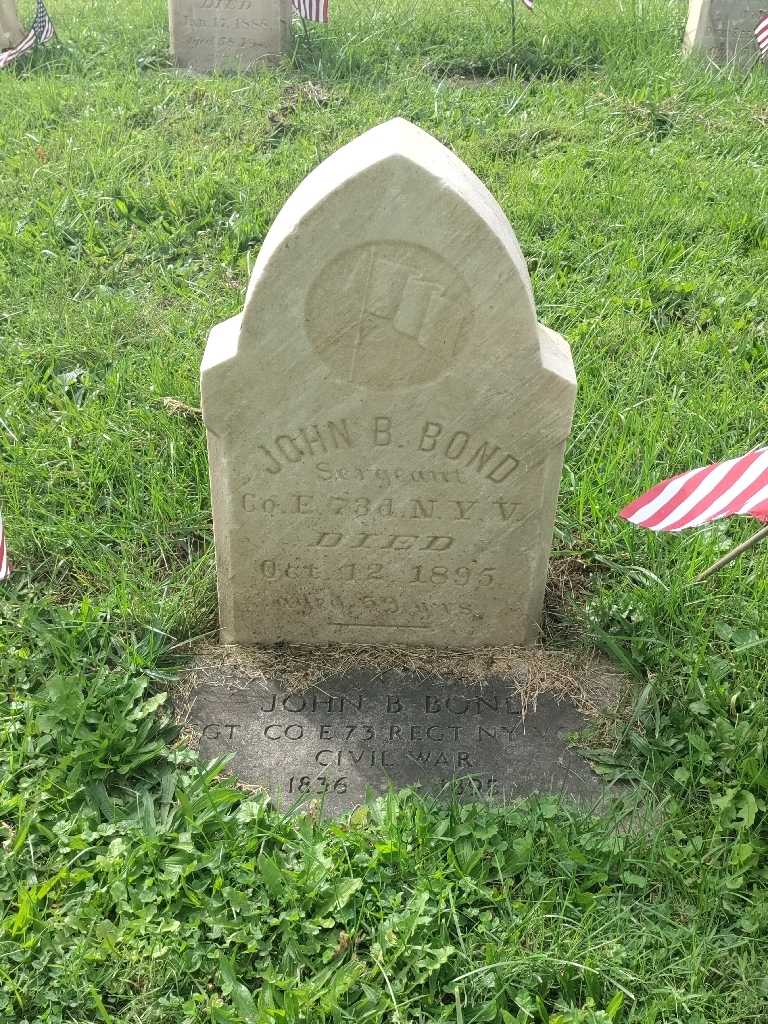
172 639 627 753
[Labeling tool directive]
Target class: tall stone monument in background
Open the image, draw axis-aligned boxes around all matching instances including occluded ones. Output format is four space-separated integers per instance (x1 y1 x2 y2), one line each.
684 0 766 64
0 0 25 50
201 118 577 650
168 0 291 73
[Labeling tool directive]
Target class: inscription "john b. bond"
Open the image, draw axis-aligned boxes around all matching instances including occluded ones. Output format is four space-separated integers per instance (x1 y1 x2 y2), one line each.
254 417 519 483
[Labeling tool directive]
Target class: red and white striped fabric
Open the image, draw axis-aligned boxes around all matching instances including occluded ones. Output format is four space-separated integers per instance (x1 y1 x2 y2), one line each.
292 0 328 22
621 448 768 533
0 28 36 68
0 513 9 580
0 0 55 69
757 14 768 58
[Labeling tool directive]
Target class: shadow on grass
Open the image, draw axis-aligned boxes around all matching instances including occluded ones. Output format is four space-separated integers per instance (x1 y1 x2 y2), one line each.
427 50 599 83
290 37 605 85
289 4 681 85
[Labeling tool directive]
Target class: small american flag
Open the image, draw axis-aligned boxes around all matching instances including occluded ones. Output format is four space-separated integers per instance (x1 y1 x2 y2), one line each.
0 0 54 69
621 448 768 532
757 13 768 58
0 513 9 580
292 0 328 22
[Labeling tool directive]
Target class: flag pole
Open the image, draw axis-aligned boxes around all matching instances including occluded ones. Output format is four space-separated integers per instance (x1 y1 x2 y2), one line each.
693 522 768 583
738 50 761 88
298 13 316 60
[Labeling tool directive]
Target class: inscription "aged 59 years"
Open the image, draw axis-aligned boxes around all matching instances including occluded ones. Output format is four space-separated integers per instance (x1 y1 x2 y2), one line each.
184 671 605 815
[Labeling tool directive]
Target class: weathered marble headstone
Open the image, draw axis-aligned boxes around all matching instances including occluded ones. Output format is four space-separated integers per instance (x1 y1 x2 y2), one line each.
201 118 576 648
0 0 25 50
168 0 291 73
684 0 766 64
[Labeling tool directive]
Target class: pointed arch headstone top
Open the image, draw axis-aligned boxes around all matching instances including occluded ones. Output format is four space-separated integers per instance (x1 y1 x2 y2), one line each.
242 118 536 317
202 119 576 648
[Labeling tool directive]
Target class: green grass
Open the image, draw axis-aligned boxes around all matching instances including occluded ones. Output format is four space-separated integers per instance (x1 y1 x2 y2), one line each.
2 0 768 1019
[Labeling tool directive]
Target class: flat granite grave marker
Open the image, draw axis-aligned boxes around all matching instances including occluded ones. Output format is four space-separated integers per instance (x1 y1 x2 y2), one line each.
0 0 25 49
201 118 577 648
178 658 609 815
684 0 767 64
168 0 291 73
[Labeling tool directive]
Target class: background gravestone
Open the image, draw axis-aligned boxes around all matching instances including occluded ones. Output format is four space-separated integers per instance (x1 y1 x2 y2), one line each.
168 0 291 73
684 0 766 63
0 0 25 49
201 118 577 649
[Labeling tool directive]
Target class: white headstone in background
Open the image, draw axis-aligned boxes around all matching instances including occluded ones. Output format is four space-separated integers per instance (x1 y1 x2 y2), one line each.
168 0 291 73
0 0 25 49
684 0 766 64
201 118 577 649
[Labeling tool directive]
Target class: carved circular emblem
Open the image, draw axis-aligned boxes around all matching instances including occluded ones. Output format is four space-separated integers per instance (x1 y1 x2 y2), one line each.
305 242 473 388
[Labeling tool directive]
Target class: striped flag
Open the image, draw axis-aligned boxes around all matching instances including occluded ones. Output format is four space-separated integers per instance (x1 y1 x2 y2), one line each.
0 26 36 67
757 14 768 58
292 0 328 22
621 449 768 533
0 0 54 69
0 513 9 581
